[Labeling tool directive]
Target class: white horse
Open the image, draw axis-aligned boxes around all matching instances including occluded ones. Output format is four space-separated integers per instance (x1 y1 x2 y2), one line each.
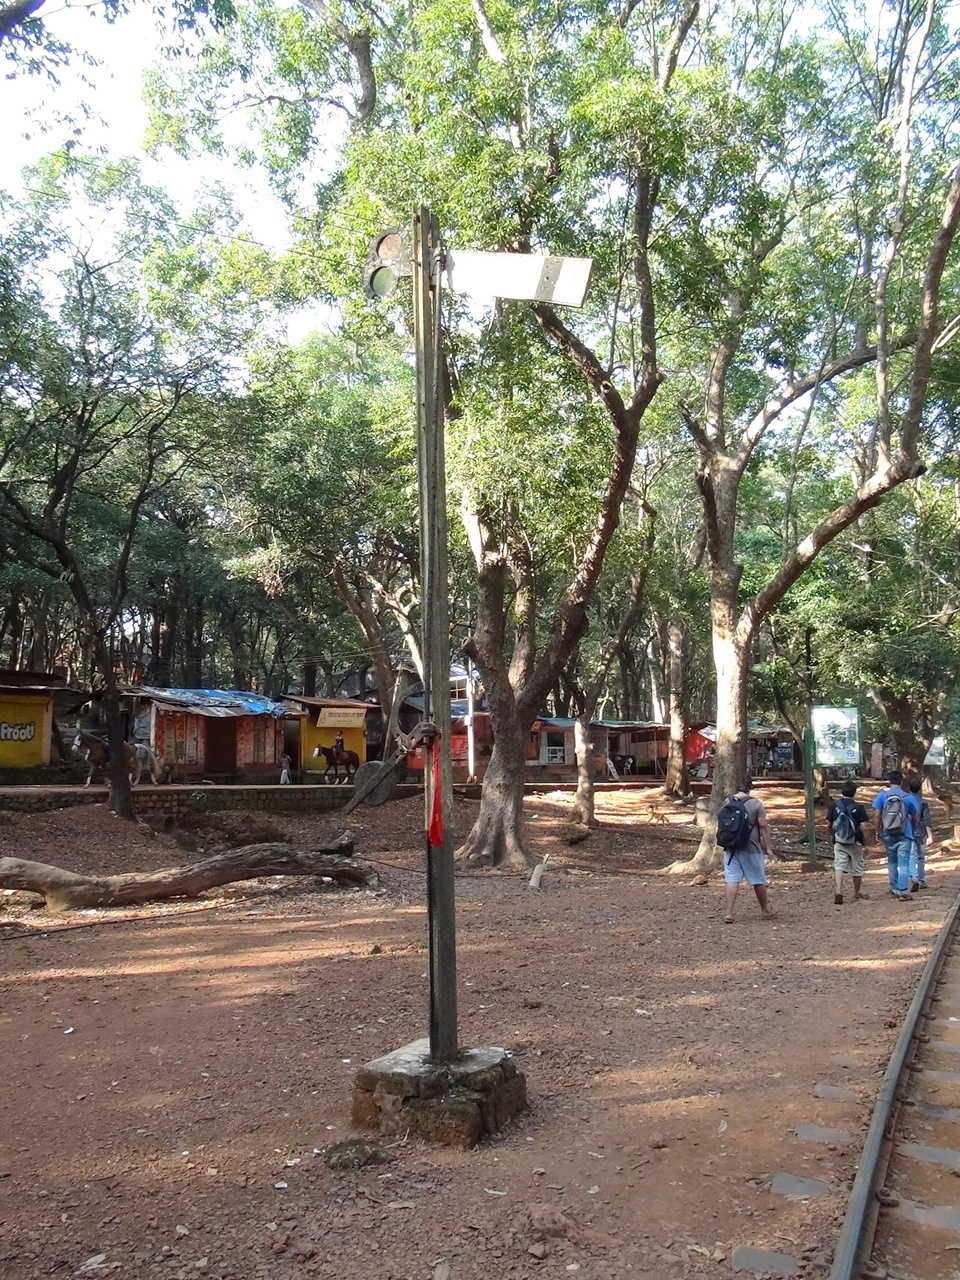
130 742 162 786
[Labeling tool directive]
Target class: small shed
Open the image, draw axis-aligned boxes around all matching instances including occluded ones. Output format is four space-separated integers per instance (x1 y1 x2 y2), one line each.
285 695 372 774
122 687 295 780
598 721 670 776
0 671 78 769
685 722 799 776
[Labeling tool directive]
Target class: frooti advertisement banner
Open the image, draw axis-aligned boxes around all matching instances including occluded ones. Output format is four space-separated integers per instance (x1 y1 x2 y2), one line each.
0 696 48 767
811 705 861 766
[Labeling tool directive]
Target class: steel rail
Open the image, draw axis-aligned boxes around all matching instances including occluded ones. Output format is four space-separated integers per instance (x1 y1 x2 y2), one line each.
829 891 960 1279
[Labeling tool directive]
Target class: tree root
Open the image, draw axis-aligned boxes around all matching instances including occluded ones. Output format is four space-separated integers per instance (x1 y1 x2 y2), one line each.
456 822 531 870
0 836 379 912
667 856 716 882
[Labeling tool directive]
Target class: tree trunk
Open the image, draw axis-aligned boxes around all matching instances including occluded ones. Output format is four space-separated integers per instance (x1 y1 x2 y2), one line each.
457 713 529 868
183 598 204 686
889 709 931 776
147 604 162 683
156 600 178 687
0 837 367 912
617 647 638 719
874 690 932 777
5 592 23 668
671 596 750 876
303 659 318 697
93 632 135 822
646 634 665 721
573 713 598 826
103 681 135 822
331 565 395 719
664 617 690 797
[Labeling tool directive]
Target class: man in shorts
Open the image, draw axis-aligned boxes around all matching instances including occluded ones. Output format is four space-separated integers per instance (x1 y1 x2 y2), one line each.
721 780 781 923
827 780 870 904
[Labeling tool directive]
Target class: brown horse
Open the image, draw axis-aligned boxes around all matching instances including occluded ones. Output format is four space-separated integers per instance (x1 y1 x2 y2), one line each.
313 744 360 784
72 731 134 786
72 732 161 786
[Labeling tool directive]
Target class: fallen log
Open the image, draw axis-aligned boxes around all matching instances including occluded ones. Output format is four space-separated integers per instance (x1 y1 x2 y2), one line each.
0 837 379 912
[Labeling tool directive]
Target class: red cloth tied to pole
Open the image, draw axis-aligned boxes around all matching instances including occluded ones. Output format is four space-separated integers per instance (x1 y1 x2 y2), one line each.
427 739 444 846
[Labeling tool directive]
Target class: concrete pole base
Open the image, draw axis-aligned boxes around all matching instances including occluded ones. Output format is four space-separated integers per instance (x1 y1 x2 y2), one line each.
352 1039 527 1149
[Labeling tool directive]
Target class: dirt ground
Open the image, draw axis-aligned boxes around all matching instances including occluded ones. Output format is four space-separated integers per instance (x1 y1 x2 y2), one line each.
1 784 958 1280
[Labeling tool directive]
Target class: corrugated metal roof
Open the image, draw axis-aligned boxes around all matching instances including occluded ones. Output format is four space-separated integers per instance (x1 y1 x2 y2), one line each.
124 687 293 719
285 694 374 710
0 684 68 696
596 720 669 731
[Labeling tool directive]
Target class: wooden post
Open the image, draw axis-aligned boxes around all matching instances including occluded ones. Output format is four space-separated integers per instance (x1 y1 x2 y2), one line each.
465 659 477 783
414 206 459 1063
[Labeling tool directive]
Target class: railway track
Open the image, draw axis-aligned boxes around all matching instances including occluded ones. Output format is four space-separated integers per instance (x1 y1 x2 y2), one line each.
830 891 960 1280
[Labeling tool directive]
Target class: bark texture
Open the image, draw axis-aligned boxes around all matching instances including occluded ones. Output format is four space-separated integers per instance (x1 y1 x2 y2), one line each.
456 717 528 868
0 837 370 912
573 714 598 827
664 617 690 797
671 163 960 878
455 10 694 865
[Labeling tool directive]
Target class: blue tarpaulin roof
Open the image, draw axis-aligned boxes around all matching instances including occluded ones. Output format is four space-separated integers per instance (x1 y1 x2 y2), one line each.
126 687 291 718
405 696 473 718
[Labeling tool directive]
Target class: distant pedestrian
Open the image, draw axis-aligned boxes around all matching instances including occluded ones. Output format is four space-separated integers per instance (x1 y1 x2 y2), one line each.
280 751 293 785
716 779 782 923
907 775 932 890
827 780 870 905
872 770 919 900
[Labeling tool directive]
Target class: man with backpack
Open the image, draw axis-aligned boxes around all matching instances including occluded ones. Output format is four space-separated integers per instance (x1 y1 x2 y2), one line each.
872 770 920 900
827 781 870 905
907 775 932 890
716 779 781 923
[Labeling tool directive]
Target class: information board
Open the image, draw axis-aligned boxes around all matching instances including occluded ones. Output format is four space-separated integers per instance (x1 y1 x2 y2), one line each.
811 705 861 766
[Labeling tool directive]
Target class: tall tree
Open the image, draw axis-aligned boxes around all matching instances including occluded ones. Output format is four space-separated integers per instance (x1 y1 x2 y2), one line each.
0 157 251 814
147 0 960 867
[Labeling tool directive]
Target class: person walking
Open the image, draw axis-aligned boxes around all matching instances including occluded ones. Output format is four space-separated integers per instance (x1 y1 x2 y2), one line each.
827 780 870 905
872 770 918 900
716 779 782 923
279 751 293 785
907 775 932 890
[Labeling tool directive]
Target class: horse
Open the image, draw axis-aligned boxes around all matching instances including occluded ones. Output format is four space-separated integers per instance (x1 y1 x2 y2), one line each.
313 743 360 784
72 731 130 786
130 742 162 786
72 732 161 786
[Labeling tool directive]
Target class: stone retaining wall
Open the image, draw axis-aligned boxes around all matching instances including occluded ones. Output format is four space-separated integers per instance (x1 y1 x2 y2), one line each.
0 783 421 817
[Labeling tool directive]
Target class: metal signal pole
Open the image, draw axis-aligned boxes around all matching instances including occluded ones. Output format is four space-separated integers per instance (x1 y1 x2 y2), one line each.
362 213 592 1065
413 206 458 1062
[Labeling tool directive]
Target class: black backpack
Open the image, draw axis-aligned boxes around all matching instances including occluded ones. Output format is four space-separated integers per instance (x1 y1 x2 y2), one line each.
832 798 858 844
716 796 753 852
917 798 932 841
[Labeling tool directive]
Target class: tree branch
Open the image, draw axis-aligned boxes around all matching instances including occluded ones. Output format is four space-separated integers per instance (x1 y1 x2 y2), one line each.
660 0 699 88
733 334 916 473
531 303 630 425
0 0 44 42
470 0 506 63
901 163 960 457
740 454 924 640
